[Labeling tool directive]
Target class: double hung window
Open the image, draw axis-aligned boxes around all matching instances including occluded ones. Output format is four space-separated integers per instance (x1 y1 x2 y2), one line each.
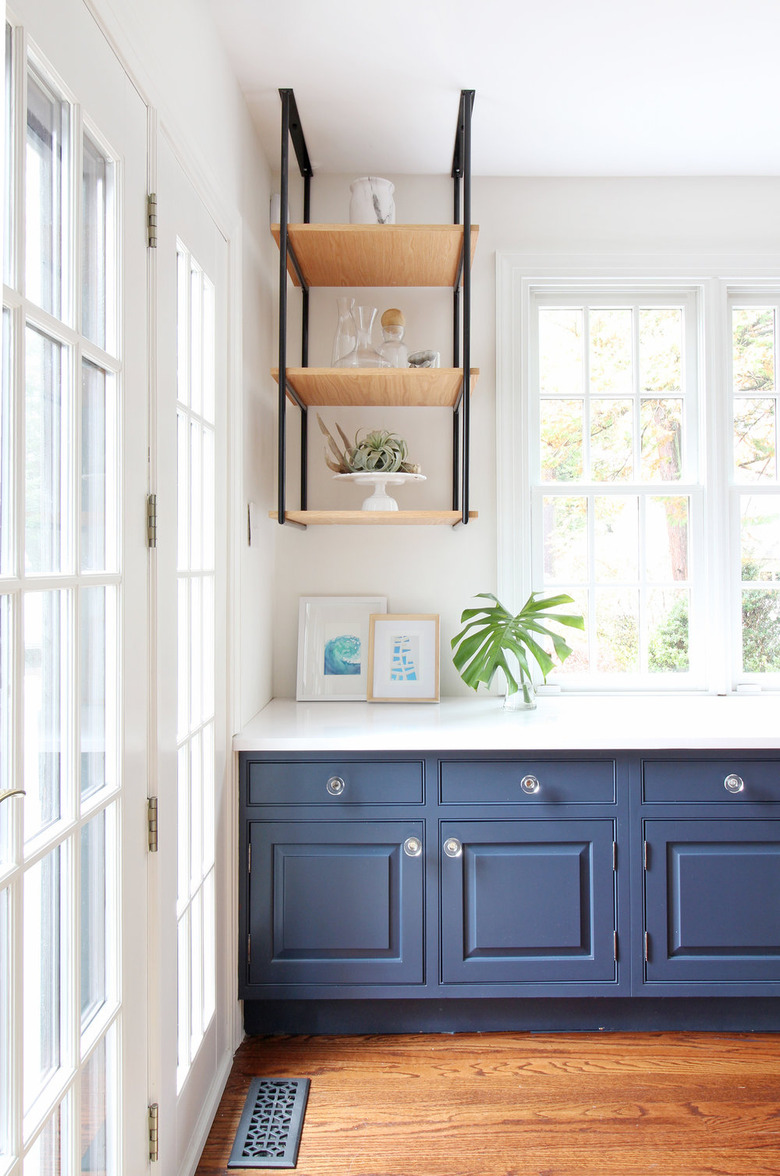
499 267 780 693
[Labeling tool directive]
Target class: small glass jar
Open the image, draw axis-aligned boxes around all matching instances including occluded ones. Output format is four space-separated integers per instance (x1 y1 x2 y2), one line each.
378 308 409 368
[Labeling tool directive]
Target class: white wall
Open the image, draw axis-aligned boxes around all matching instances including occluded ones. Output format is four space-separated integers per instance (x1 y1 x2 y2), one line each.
89 0 277 727
272 174 780 698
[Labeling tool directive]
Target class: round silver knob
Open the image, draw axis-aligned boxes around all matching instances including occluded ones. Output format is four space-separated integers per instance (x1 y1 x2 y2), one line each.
403 837 422 858
443 837 462 858
520 774 541 795
326 776 345 796
724 773 744 794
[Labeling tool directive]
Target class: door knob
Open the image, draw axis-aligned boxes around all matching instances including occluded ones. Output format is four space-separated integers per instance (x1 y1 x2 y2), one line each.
0 788 25 805
723 774 744 794
403 837 422 857
326 776 345 796
443 837 462 858
520 774 541 794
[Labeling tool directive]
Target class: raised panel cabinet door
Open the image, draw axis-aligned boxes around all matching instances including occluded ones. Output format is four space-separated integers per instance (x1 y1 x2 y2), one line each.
440 820 617 984
245 820 424 987
644 819 780 984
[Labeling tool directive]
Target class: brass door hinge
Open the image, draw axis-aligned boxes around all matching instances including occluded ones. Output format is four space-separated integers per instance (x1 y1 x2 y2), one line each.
614 931 618 961
147 494 158 548
644 931 650 962
147 193 158 248
147 797 158 853
148 1102 159 1162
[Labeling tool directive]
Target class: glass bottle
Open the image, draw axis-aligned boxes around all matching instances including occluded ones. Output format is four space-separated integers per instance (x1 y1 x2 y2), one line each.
378 308 409 368
331 296 357 366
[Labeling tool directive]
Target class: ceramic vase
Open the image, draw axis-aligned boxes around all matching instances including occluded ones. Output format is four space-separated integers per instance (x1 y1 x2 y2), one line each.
349 177 395 224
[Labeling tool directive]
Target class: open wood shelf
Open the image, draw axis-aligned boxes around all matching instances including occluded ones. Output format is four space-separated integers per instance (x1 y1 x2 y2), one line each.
271 223 479 288
269 510 479 527
273 367 479 408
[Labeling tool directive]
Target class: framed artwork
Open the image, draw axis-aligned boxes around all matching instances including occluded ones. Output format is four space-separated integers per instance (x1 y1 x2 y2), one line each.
367 614 440 703
296 596 388 701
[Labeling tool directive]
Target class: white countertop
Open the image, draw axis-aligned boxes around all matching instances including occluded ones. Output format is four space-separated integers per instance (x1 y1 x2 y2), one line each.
233 695 780 752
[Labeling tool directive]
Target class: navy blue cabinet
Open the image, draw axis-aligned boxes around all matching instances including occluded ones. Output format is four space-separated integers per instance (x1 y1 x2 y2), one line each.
246 819 424 988
643 819 780 985
439 819 617 984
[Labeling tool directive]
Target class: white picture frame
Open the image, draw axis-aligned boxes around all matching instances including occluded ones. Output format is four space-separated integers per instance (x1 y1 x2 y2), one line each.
367 614 440 703
296 596 388 701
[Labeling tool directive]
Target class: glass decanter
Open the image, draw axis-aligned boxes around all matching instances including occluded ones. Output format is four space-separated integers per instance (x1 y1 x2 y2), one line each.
331 296 357 366
338 304 388 367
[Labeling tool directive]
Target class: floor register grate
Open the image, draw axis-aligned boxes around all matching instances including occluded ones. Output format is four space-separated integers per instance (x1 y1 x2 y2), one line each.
228 1078 310 1169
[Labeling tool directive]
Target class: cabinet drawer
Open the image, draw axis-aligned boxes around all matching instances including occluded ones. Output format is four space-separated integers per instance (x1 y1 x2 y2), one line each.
246 758 424 805
642 759 780 804
440 759 616 805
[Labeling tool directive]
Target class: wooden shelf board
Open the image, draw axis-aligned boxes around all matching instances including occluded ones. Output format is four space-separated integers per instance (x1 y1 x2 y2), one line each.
271 223 479 288
273 367 479 408
269 510 478 526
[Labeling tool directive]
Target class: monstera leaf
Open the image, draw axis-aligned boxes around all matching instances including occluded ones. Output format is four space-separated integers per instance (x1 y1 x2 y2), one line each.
451 592 584 699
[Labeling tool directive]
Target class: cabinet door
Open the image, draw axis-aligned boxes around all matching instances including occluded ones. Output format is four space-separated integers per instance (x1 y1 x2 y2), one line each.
245 820 424 987
440 820 616 984
644 820 780 984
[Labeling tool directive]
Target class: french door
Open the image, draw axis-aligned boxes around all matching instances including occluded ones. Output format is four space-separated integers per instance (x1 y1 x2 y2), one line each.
151 131 229 1176
0 2 150 1173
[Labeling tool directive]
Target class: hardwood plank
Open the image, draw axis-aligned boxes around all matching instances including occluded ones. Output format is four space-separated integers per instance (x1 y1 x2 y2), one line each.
272 367 479 408
268 510 479 526
270 224 479 288
195 1032 780 1176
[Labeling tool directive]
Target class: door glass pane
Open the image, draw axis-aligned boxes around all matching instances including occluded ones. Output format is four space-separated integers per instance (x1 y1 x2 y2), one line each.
24 590 69 839
25 65 70 320
25 1101 69 1176
0 595 11 868
81 134 113 350
82 362 117 574
80 812 106 1032
80 1034 113 1176
0 888 10 1161
3 23 13 288
23 847 62 1115
25 326 70 575
1 309 12 575
81 586 116 800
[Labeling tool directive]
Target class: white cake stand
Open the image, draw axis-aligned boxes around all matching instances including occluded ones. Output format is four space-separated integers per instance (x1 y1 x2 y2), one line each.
333 472 426 511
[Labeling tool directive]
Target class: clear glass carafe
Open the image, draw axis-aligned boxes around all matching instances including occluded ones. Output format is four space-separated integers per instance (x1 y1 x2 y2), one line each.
378 308 409 368
331 296 357 366
338 304 388 368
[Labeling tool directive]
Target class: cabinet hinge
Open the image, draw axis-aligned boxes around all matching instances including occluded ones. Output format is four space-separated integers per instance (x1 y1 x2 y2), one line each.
644 931 650 962
147 493 158 548
643 840 649 870
247 843 251 874
612 841 617 870
147 193 158 248
247 933 251 966
147 797 158 853
614 931 618 961
148 1102 159 1163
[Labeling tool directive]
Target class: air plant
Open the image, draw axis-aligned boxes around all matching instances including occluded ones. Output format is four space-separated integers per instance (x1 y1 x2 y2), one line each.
317 415 421 474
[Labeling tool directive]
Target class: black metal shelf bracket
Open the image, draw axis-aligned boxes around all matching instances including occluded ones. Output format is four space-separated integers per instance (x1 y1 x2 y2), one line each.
276 88 475 526
277 89 312 524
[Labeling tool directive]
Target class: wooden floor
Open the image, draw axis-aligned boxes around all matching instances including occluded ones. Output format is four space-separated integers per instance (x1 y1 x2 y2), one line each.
195 1032 780 1176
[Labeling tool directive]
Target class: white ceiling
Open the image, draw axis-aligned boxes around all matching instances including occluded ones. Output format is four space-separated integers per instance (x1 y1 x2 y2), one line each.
208 0 780 177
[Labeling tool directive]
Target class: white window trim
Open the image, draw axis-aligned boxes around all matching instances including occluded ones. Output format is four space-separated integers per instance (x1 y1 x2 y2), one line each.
496 253 780 695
